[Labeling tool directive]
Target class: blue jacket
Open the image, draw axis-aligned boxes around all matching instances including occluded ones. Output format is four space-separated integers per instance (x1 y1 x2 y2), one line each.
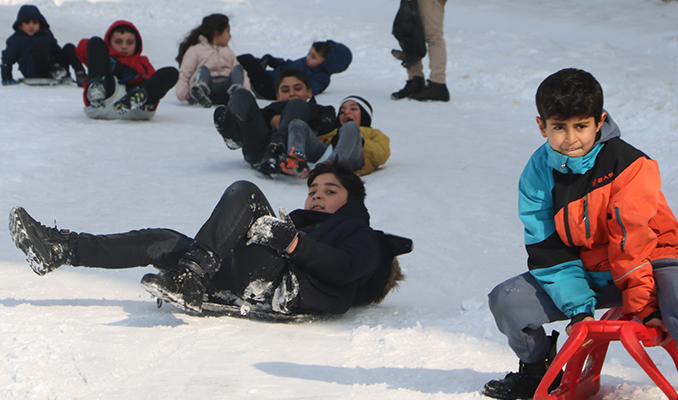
1 5 60 80
269 40 352 96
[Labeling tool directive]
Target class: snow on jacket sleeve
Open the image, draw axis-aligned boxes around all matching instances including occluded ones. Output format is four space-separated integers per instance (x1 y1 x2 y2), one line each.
2 36 20 81
606 157 661 320
519 147 598 318
287 225 380 287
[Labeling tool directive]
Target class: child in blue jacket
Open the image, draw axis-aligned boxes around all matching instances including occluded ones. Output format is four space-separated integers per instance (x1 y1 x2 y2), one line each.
1 5 86 86
237 40 352 100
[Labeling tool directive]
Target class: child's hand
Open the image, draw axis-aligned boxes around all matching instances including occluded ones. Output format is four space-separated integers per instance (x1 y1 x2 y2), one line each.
2 78 19 86
270 115 281 130
246 207 298 253
566 315 594 335
645 317 672 346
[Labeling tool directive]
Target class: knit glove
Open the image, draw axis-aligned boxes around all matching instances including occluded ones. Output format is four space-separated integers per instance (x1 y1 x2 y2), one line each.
2 78 19 86
246 207 298 253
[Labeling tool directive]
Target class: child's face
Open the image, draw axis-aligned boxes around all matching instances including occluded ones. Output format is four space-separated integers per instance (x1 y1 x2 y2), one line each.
20 19 40 36
109 31 137 55
538 112 606 158
305 47 325 69
276 77 312 101
212 27 231 47
304 173 349 214
338 100 361 126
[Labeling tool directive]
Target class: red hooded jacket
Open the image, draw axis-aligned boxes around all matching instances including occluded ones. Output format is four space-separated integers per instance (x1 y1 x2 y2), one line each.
76 20 155 86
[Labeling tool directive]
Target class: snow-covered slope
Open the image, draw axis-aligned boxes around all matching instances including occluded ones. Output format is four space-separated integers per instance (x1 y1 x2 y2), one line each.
1 0 677 398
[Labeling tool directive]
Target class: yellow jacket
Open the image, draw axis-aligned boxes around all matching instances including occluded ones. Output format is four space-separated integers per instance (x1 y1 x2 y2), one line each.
318 126 390 175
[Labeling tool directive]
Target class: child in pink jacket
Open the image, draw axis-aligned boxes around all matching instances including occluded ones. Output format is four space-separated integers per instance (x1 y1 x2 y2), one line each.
175 14 250 108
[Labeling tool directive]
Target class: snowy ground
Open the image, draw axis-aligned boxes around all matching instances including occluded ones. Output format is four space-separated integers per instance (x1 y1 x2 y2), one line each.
1 0 678 398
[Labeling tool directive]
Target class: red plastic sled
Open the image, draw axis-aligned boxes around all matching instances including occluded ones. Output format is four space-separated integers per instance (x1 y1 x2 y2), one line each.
534 307 678 400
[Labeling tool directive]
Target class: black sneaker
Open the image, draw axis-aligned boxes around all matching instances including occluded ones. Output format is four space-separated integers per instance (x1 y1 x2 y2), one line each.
86 78 106 108
255 141 286 177
114 87 148 114
483 332 561 399
410 80 450 102
190 83 212 108
391 76 425 100
9 207 72 276
214 105 244 150
75 70 87 88
141 260 207 314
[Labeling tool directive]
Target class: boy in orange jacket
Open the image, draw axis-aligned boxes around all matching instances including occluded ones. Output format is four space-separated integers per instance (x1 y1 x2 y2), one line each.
76 20 178 120
483 68 678 400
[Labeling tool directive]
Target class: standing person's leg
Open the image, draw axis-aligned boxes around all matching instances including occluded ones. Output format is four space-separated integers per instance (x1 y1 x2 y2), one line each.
236 54 276 100
141 181 279 311
329 121 364 171
411 0 450 102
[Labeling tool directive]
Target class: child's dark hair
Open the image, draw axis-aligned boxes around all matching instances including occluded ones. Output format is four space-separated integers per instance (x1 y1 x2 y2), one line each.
535 68 604 124
274 67 311 92
108 25 140 54
312 41 330 59
176 14 230 65
307 157 366 202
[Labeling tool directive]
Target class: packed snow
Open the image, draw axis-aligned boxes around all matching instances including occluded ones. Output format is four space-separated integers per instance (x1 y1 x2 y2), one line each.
1 0 678 398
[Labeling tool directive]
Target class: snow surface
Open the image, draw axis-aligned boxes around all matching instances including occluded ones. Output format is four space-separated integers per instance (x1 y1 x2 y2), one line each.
1 0 678 398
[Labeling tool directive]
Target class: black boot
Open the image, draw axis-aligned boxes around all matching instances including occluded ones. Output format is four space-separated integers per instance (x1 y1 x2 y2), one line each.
9 207 74 276
114 87 148 114
391 76 425 100
410 80 450 102
482 332 561 400
214 105 244 150
255 141 286 177
140 248 218 313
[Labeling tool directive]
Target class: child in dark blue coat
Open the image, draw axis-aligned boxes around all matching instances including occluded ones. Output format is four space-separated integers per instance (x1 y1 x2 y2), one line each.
1 5 86 86
238 40 352 100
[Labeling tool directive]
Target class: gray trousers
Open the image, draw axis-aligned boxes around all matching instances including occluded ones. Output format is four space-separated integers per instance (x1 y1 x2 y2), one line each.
488 262 678 363
195 64 244 105
287 120 364 171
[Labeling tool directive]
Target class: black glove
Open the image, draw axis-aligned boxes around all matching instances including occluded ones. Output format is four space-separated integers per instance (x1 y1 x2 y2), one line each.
259 54 278 69
246 207 298 253
111 58 139 83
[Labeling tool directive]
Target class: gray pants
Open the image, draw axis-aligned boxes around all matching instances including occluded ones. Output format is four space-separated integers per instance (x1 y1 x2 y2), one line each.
488 262 678 363
287 120 364 171
194 64 244 105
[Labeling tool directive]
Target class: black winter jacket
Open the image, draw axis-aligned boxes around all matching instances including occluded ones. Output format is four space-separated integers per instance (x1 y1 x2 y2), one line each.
2 5 60 81
288 199 381 314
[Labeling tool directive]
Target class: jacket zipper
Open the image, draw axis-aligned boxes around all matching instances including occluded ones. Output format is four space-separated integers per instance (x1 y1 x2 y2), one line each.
615 207 627 254
563 168 575 246
584 193 590 239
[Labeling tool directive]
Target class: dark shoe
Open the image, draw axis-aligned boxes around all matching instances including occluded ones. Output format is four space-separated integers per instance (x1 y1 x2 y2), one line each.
279 147 310 179
9 207 73 276
391 76 425 100
86 78 106 108
190 82 212 108
482 332 561 400
410 80 450 102
214 105 244 150
49 64 68 83
255 141 286 177
114 87 148 114
75 70 87 88
141 249 217 313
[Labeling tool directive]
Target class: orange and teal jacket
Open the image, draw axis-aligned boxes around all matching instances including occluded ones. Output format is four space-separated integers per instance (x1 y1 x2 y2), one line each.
519 113 678 322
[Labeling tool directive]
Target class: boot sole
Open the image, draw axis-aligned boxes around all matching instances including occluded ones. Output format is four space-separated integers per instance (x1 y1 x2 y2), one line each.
9 207 55 276
190 85 212 108
213 106 243 150
141 277 202 314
